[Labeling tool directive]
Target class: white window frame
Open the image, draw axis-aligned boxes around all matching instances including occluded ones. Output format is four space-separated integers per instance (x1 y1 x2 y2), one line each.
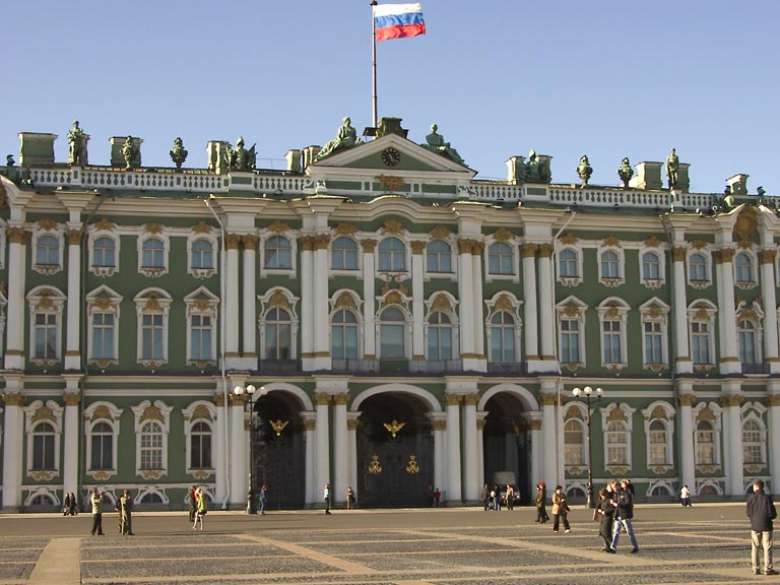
686 247 712 289
597 297 630 370
182 400 217 479
83 401 123 480
376 235 410 274
133 287 172 368
425 238 457 279
597 245 625 287
329 235 362 274
329 289 364 362
639 297 670 370
184 286 220 365
639 245 666 289
375 302 412 361
563 402 588 468
734 249 758 289
424 291 460 362
484 291 523 363
187 230 218 279
484 238 518 282
24 400 63 480
137 229 170 278
31 225 64 275
556 245 583 287
556 295 588 369
600 402 636 470
26 286 66 366
258 287 300 361
86 285 123 366
131 400 173 480
693 401 722 467
88 228 121 277
642 401 675 468
260 231 298 278
687 300 717 368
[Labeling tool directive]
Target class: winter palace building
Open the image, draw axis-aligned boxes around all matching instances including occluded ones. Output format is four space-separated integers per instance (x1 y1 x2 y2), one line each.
0 116 778 511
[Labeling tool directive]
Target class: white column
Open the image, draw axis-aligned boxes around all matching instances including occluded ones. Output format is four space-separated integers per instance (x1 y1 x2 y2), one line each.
315 393 331 505
224 235 241 366
4 227 27 370
541 392 558 497
313 235 332 370
476 412 487 492
722 392 745 496
529 414 543 494
445 394 462 503
332 393 349 504
299 236 315 370
348 412 360 502
241 236 257 364
671 246 693 374
760 250 780 373
471 244 486 371
768 385 780 495
302 412 316 505
716 249 741 375
429 413 447 498
361 240 377 361
537 244 557 370
411 242 425 365
457 240 476 369
1 391 23 510
65 227 82 370
62 384 81 497
229 397 247 505
522 244 540 371
214 398 228 505
677 385 696 492
462 394 479 501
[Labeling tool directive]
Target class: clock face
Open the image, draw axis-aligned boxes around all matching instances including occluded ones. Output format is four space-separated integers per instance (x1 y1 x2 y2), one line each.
382 147 401 167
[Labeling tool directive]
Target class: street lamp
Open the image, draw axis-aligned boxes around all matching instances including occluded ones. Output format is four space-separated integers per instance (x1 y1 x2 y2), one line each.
571 385 604 509
233 383 268 514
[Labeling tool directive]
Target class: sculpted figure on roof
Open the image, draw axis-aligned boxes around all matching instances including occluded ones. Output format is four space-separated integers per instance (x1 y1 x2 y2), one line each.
315 117 358 161
229 136 256 171
618 157 633 189
577 155 592 187
122 136 141 169
666 148 679 189
67 120 88 166
422 123 465 166
169 137 188 170
524 150 551 183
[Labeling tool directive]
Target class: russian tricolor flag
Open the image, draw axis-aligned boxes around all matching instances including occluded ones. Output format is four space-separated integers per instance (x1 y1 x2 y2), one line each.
374 3 426 42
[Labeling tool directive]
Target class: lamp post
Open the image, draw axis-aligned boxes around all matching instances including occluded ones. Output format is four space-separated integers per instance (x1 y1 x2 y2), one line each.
232 383 268 514
571 385 603 509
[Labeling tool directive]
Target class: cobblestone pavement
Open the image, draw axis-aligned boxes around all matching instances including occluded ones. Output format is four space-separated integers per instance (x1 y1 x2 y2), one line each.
0 504 777 584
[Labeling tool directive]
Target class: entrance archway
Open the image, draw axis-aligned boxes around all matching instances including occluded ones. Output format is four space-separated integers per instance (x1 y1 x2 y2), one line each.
357 392 434 507
251 391 305 509
482 392 532 504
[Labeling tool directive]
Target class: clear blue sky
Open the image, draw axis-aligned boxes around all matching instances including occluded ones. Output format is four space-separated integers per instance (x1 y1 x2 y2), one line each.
4 0 778 193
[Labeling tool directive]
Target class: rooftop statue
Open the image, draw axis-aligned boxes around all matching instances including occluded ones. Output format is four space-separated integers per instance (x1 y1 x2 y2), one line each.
618 157 633 189
577 155 592 187
169 137 188 170
67 120 88 166
525 150 551 183
6 154 14 167
422 123 465 165
315 117 358 161
666 148 679 190
229 136 256 171
121 136 141 169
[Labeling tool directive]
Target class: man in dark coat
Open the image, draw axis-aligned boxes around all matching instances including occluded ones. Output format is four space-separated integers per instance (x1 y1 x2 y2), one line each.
747 479 777 575
610 480 639 553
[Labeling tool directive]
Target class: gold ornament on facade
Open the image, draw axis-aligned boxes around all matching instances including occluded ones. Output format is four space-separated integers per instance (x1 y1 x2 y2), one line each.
540 394 557 406
606 407 626 422
376 175 406 192
650 405 669 420
332 393 349 405
360 239 377 253
192 222 212 234
645 305 662 319
90 404 112 421
521 243 538 257
559 233 578 245
347 418 359 431
303 418 317 431
144 295 162 312
677 394 695 407
493 228 513 242
672 246 687 262
739 308 757 322
267 222 290 234
93 295 114 310
760 249 777 264
603 236 621 248
463 393 480 406
738 239 752 249
189 404 212 421
644 235 662 248
384 290 403 306
225 234 241 250
314 392 331 406
529 419 543 431
192 297 212 312
430 225 450 239
431 293 452 312
94 218 115 231
383 419 406 438
432 419 447 431
2 393 23 407
314 233 331 249
269 419 289 437
494 293 513 311
734 206 758 243
604 306 620 319
90 470 112 481
445 394 462 406
145 223 163 235
141 405 164 423
562 302 582 317
36 291 55 310
63 392 81 406
335 223 358 236
697 406 715 422
7 227 27 244
410 240 426 255
693 307 711 322
768 395 780 407
690 240 708 250
297 235 314 251
31 405 55 423
368 455 382 474
719 394 744 408
242 234 258 248
67 229 82 245
269 290 290 309
405 455 420 475
538 243 554 257
335 292 357 309
37 218 58 231
383 219 404 235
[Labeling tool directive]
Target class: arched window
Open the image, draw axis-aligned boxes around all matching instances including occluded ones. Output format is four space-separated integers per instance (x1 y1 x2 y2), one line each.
689 253 708 282
331 237 358 270
426 240 452 273
427 311 453 360
265 236 292 269
90 422 113 470
142 238 165 268
642 252 661 281
605 421 628 465
32 422 56 470
30 493 56 506
332 309 359 360
378 237 406 272
564 419 585 466
191 239 214 269
735 252 754 284
600 250 619 279
738 320 758 364
691 320 712 365
190 421 212 469
139 492 163 504
489 311 515 362
36 235 59 266
559 249 578 278
93 237 116 267
264 308 292 360
139 421 164 470
488 242 513 275
648 420 668 465
695 420 715 465
380 307 406 358
743 419 765 464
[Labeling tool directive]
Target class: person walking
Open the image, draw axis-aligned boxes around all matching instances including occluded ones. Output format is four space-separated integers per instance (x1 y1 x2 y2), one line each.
596 488 615 552
535 482 549 523
259 484 268 515
680 484 692 508
610 479 639 553
323 483 332 515
69 492 78 516
505 484 515 511
193 488 207 531
481 484 490 511
63 493 71 517
90 489 104 536
747 479 777 576
188 485 198 523
346 486 355 510
551 486 571 533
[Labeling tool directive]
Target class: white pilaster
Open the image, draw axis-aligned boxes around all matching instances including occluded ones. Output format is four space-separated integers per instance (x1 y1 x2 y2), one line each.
229 397 247 505
241 236 257 366
457 240 476 369
768 382 780 496
312 236 332 370
411 242 425 363
64 226 82 370
300 236 315 370
62 376 81 497
224 235 241 368
671 246 693 374
471 243 487 372
214 397 228 505
529 413 543 494
721 381 744 496
537 244 558 371
361 240 377 361
522 244 541 371
1 376 24 511
540 383 559 498
444 394 462 503
348 411 360 502
462 393 480 501
760 250 780 373
676 381 696 492
476 411 487 492
429 412 447 498
332 393 349 504
302 412 317 505
314 393 331 504
716 247 741 375
4 227 27 370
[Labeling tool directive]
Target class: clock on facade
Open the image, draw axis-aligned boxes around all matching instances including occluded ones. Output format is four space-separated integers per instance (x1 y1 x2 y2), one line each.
381 147 401 167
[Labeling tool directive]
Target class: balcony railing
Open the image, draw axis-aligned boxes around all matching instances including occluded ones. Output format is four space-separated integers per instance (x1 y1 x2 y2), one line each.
257 359 301 374
331 359 379 374
742 363 770 375
486 362 527 375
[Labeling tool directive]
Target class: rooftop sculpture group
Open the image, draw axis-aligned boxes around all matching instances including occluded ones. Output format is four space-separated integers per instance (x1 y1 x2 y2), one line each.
315 117 358 161
421 124 465 166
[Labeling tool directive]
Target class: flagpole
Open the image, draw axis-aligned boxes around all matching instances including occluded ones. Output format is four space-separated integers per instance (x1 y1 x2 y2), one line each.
370 0 378 129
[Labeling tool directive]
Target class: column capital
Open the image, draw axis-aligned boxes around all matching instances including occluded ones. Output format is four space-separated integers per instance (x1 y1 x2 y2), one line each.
241 234 258 249
304 418 317 431
457 239 474 255
768 395 780 407
313 233 331 250
540 393 557 406
719 394 744 408
672 246 687 262
225 234 242 250
463 393 480 406
6 227 29 245
760 249 777 264
314 392 331 406
445 394 463 406
229 393 249 405
2 392 24 407
713 248 735 264
67 229 83 245
537 243 554 258
410 240 426 255
471 241 484 255
677 393 696 407
332 392 349 406
528 418 543 431
432 419 447 431
214 393 228 407
360 239 377 253
63 392 81 406
521 243 538 258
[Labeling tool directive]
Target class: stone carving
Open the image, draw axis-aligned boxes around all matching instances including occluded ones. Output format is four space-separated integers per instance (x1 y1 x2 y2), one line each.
121 136 141 169
67 120 88 166
169 137 188 169
618 157 633 188
315 117 358 161
524 150 551 183
422 123 465 165
666 148 679 189
577 155 592 187
228 137 256 171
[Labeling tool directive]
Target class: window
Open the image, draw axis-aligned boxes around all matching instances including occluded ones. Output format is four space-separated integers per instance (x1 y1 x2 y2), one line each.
606 421 628 465
36 235 59 266
141 313 164 361
648 420 668 465
332 309 359 360
559 249 578 278
33 312 58 360
735 252 754 284
691 321 711 365
331 237 358 270
142 238 165 268
642 252 660 281
378 237 406 272
564 419 585 466
264 308 292 360
426 240 452 273
91 313 115 359
689 253 708 282
560 319 581 364
602 320 622 364
90 422 113 470
265 236 292 269
190 421 212 469
488 242 514 275
738 320 758 364
191 240 214 269
427 312 453 360
32 422 56 470
380 307 406 358
489 311 515 362
644 321 663 365
743 419 764 464
93 237 116 267
601 251 619 279
695 420 715 465
140 421 163 470
190 314 213 361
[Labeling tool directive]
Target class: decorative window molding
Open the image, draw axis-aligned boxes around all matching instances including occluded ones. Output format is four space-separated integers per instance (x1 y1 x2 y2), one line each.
424 291 460 361
133 287 172 369
182 400 217 480
260 231 297 277
425 238 457 280
556 245 583 287
693 401 722 472
639 246 666 289
184 286 219 367
24 488 60 507
737 301 763 367
31 220 64 275
597 241 625 287
600 402 635 473
741 401 768 472
136 488 170 505
377 235 410 273
88 221 120 277
86 285 123 367
137 225 170 278
131 400 173 480
83 401 123 481
485 237 518 282
24 399 63 481
329 235 361 274
376 302 412 361
734 249 758 290
26 285 66 367
563 402 588 473
639 297 670 372
484 291 522 363
688 299 718 371
329 289 364 362
258 287 300 361
686 245 712 289
556 295 588 371
187 227 218 279
597 297 630 370
642 401 675 471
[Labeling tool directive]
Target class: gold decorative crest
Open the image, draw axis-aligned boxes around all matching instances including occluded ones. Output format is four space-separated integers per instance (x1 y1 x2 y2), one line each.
405 455 420 475
94 218 115 231
430 225 450 239
368 455 383 475
376 174 406 192
192 222 212 234
268 222 290 234
603 236 621 248
269 290 290 309
644 235 662 248
335 223 358 236
494 228 513 242
383 419 406 438
145 223 163 235
270 419 289 437
494 293 513 311
383 219 404 234
559 233 578 245
335 292 357 309
431 293 452 312
37 218 58 231
734 206 757 243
